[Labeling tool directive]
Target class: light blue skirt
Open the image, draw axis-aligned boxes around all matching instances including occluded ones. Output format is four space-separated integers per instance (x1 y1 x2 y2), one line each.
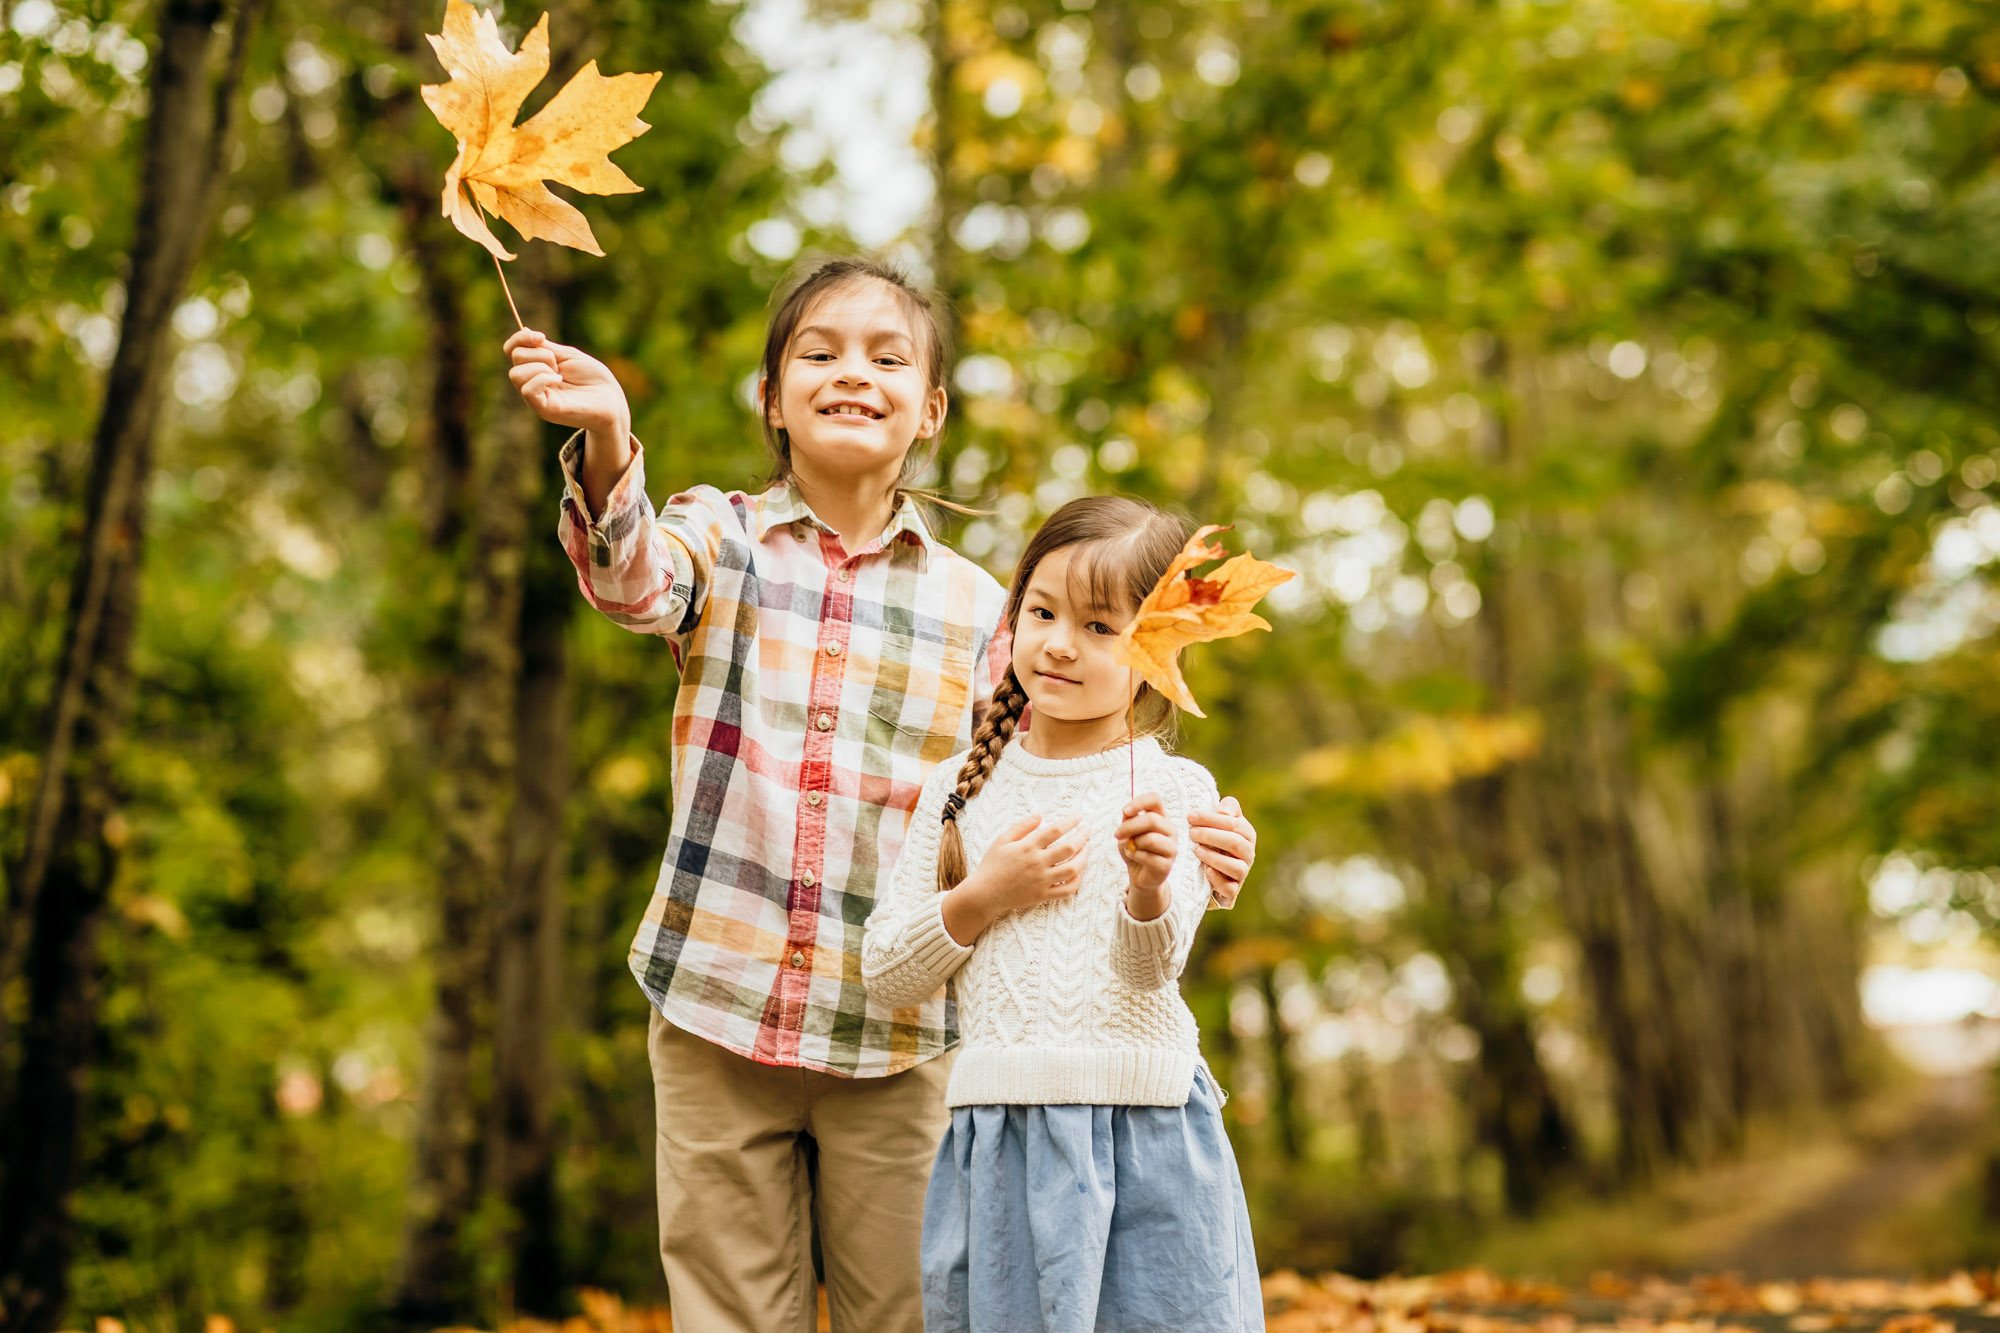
920 1068 1264 1332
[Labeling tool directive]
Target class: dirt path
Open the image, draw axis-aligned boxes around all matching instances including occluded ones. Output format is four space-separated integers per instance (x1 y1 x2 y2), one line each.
1692 1072 1989 1278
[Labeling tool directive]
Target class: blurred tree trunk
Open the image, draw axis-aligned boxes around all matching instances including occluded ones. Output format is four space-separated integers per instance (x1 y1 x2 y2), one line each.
1403 778 1576 1215
1399 339 1575 1214
488 441 574 1317
483 7 583 1312
1533 603 1730 1180
569 866 643 1294
1341 1048 1387 1183
392 251 554 1320
1258 967 1306 1162
1464 342 1573 1213
0 493 138 1333
1699 764 1768 1144
0 1 262 1328
373 0 568 1315
926 0 964 328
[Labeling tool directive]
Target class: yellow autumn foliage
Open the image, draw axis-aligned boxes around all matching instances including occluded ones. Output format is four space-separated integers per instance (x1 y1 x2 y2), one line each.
1294 712 1545 795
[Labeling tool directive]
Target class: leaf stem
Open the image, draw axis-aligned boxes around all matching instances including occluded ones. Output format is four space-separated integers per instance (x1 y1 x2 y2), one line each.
492 249 525 330
473 198 526 330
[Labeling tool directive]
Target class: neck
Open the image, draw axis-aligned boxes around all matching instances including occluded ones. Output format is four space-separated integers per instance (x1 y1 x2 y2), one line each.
789 457 901 553
1018 709 1136 761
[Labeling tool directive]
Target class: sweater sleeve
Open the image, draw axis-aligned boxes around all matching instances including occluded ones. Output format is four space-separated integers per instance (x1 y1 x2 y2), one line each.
1109 758 1221 991
862 764 976 1009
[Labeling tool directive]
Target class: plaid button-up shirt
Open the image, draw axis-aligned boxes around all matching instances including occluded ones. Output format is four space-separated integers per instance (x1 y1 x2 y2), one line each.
558 436 1010 1076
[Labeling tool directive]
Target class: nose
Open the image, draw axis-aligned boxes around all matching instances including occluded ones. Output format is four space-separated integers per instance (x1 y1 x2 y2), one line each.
833 353 874 388
1044 624 1077 659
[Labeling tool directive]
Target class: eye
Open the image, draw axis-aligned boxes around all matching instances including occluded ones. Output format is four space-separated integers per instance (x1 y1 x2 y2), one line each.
875 355 908 367
1028 606 1054 621
801 351 834 362
1087 621 1116 636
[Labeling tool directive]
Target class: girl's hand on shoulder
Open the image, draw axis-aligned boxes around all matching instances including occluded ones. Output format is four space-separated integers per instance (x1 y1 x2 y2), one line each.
977 813 1089 912
1188 795 1256 909
504 328 631 439
1117 793 1178 916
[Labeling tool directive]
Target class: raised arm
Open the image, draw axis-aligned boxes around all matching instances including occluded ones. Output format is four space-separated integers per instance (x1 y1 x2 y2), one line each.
552 436 717 637
505 330 720 637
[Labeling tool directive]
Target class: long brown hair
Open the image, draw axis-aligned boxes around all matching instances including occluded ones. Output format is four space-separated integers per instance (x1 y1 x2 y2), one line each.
758 255 953 508
935 496 1190 893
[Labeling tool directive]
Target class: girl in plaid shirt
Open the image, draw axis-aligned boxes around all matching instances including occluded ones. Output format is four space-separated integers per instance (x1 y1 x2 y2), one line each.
503 258 1257 1333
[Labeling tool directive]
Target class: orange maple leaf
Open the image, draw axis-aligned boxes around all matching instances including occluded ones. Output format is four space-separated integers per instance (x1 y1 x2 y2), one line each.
421 0 661 261
1112 525 1295 718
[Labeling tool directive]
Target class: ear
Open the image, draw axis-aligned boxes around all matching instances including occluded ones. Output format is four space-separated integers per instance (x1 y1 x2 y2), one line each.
915 384 949 441
759 375 783 433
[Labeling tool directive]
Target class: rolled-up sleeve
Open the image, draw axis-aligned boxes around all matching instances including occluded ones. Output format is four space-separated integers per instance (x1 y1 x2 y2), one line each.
555 432 715 636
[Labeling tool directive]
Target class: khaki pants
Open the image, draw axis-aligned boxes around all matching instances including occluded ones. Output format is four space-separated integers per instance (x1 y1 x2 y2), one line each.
648 1013 953 1333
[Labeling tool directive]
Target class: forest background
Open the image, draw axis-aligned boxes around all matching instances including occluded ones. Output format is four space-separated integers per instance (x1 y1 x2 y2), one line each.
4 0 2000 1329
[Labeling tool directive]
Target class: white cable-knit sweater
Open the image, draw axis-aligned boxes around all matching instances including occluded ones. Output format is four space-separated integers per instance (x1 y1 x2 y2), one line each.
861 736 1219 1108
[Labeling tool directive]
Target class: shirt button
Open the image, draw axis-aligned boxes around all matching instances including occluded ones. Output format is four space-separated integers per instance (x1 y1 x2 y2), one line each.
807 791 823 807
801 870 816 888
793 522 809 540
824 641 842 657
791 950 805 968
816 712 833 731
836 568 851 583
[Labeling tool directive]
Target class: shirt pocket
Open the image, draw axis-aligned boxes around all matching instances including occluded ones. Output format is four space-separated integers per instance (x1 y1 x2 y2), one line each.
866 695 964 767
865 638 975 767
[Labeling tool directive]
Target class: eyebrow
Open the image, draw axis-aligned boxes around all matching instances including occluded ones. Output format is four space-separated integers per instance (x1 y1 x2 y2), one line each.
1023 579 1082 609
792 324 917 351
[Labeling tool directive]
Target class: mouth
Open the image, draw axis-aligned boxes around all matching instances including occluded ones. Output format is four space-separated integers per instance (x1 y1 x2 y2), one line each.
1035 670 1082 686
818 401 885 420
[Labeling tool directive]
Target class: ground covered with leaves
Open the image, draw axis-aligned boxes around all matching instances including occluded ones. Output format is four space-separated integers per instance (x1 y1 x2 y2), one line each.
87 1269 2000 1333
1259 1270 2000 1333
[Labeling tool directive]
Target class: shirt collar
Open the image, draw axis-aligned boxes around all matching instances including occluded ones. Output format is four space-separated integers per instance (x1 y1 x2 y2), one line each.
753 477 943 566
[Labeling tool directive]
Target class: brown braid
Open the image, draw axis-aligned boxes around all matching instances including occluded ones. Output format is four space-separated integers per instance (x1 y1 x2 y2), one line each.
935 670 1029 893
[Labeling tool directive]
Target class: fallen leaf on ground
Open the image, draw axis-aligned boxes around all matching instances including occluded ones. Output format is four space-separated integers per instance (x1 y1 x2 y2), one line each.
164 1267 2000 1333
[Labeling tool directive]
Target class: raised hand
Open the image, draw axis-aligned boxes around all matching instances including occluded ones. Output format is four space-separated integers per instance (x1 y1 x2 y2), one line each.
505 328 634 515
505 328 630 435
1117 792 1179 920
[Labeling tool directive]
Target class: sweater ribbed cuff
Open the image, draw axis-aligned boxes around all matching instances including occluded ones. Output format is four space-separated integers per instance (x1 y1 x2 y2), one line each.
867 895 974 1008
1110 899 1180 989
912 892 976 968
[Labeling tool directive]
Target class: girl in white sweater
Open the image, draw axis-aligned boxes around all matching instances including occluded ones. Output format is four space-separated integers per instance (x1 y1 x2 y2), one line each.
861 497 1262 1332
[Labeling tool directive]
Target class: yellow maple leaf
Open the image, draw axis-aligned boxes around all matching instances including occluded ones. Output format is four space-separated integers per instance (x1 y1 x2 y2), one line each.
420 0 661 261
1111 524 1295 718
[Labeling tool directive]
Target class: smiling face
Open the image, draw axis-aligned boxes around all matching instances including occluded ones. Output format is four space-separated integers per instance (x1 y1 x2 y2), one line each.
1012 545 1145 748
763 277 948 494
